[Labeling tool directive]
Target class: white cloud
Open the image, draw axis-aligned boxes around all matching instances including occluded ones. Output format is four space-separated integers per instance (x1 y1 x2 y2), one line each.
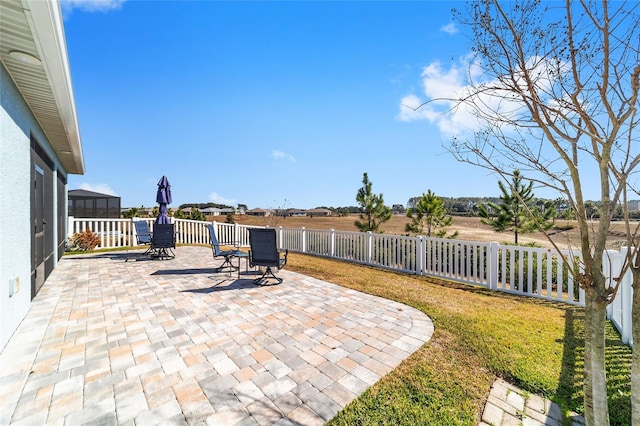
440 22 458 35
397 58 479 137
78 183 118 195
272 150 296 162
398 94 438 122
61 0 125 14
398 54 569 139
209 192 237 206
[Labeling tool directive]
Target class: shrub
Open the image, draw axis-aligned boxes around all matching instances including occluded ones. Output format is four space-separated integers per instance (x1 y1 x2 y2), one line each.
69 228 100 251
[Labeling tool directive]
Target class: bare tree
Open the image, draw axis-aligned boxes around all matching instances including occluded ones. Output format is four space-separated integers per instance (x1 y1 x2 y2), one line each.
410 1 640 424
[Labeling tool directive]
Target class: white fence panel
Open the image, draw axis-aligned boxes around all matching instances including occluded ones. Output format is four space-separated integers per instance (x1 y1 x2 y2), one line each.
68 217 135 248
173 219 209 245
368 233 419 273
423 238 491 288
305 228 332 257
280 227 303 252
333 231 368 264
492 245 584 305
605 248 634 346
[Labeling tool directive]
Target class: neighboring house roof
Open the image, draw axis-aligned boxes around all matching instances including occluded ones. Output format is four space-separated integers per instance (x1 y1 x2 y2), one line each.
247 208 272 216
69 189 119 199
0 0 84 174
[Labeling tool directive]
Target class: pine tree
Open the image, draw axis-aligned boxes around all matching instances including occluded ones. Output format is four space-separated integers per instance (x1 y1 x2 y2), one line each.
405 190 458 238
354 172 391 233
478 170 554 244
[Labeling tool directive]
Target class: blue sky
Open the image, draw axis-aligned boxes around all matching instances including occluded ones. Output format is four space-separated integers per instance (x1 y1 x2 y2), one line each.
62 0 549 209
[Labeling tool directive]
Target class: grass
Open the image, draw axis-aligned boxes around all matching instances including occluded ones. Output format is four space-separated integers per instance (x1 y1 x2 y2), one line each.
285 253 632 425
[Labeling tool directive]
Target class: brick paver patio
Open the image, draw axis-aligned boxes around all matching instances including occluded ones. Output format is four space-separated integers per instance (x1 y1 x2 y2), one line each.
0 246 434 425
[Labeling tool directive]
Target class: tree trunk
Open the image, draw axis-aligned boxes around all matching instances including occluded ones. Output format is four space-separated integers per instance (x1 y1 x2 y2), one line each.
583 290 610 426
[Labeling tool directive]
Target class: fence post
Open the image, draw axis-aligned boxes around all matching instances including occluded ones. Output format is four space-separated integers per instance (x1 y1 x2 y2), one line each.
617 247 633 345
488 242 499 290
417 235 424 275
366 232 373 264
212 221 218 245
67 216 75 239
330 229 335 257
279 226 284 250
301 227 306 253
606 249 622 319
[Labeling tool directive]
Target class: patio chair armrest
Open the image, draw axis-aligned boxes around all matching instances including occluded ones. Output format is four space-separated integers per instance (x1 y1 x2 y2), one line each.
221 240 241 249
278 249 288 269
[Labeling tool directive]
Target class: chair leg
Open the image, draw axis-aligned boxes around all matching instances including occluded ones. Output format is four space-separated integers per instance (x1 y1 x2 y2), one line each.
253 266 283 286
216 256 238 273
153 247 175 260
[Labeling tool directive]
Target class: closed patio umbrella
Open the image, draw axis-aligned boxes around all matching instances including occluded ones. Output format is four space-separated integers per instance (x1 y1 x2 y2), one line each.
156 175 172 224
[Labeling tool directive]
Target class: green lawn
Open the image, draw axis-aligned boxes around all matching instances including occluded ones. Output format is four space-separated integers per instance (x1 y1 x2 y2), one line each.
286 253 632 426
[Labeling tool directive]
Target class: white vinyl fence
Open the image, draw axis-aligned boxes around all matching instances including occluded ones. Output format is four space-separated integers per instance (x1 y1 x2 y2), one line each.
68 217 633 347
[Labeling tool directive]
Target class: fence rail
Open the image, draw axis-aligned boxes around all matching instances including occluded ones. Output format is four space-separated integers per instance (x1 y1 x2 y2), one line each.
68 216 633 346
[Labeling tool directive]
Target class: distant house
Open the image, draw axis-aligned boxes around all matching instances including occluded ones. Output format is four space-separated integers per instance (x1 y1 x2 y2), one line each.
275 209 307 217
307 208 332 217
68 189 120 218
201 207 223 216
247 208 270 217
1 1 84 350
283 209 307 217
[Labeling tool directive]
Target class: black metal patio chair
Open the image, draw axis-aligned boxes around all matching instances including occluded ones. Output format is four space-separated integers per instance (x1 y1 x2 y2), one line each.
205 223 243 273
133 220 153 256
248 228 288 285
151 223 176 260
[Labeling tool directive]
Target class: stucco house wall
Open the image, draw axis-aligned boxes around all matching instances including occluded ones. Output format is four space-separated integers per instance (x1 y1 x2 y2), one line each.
0 64 33 350
0 64 67 349
0 0 84 352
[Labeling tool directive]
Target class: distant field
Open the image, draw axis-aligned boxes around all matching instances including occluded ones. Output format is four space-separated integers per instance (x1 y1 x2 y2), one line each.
222 213 629 250
229 213 410 234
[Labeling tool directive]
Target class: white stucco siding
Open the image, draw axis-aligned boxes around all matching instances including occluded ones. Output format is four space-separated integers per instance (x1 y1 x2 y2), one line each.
0 64 63 350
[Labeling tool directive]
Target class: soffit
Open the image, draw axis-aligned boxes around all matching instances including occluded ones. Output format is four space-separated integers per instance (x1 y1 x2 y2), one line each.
0 0 84 174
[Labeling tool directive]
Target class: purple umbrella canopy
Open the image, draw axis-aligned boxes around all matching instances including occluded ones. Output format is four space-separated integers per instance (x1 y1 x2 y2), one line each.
155 175 172 224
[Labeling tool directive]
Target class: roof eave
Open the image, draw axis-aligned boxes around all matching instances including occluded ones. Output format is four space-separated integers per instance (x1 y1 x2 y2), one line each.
25 0 84 174
1 0 84 175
